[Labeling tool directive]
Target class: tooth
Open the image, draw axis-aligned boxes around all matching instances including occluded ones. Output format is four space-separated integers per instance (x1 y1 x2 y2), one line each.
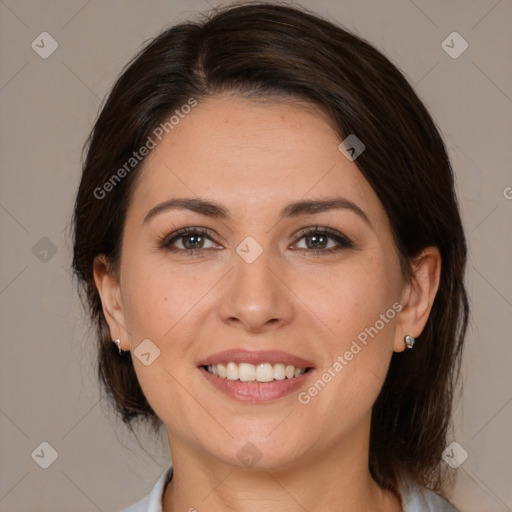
207 362 307 380
226 362 239 380
217 363 227 378
273 363 286 380
256 363 274 382
239 363 256 382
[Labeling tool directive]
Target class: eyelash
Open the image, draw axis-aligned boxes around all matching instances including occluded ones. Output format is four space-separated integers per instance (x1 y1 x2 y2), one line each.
158 225 354 257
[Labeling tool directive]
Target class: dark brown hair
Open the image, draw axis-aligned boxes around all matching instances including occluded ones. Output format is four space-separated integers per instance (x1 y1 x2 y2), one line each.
71 1 468 498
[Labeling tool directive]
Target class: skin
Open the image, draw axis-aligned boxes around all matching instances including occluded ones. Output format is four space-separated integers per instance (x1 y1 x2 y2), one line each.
94 95 441 512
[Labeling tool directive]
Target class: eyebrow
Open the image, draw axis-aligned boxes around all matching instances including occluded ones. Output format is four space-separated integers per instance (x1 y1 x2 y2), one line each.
143 196 372 228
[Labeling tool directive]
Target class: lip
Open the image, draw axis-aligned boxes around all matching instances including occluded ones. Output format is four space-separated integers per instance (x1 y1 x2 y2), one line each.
197 349 316 403
196 349 315 368
199 366 315 403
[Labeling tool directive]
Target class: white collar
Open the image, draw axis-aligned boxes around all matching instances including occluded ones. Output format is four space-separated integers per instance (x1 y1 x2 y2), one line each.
122 465 173 512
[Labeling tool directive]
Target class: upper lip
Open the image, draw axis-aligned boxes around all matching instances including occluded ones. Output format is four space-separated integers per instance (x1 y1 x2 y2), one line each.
197 349 315 368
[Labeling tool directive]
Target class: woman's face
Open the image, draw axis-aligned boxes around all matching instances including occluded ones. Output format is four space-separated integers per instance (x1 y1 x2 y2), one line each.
100 95 412 470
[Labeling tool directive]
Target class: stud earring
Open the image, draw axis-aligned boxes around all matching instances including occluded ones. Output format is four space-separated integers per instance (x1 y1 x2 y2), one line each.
113 338 126 355
405 335 416 349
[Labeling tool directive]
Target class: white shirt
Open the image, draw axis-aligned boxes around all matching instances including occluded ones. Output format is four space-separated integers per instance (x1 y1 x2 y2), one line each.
122 464 457 512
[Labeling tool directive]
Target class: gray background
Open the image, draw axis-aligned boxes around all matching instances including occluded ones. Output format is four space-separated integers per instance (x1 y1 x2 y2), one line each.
0 0 511 511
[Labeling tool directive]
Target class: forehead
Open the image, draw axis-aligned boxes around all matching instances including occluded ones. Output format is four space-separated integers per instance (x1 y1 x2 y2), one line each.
127 95 386 228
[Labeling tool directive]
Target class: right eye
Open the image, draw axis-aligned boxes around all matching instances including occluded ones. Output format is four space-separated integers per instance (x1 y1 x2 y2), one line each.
159 226 222 255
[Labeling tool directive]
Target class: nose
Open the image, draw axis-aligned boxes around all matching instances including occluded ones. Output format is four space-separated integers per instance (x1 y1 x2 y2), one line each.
217 243 295 333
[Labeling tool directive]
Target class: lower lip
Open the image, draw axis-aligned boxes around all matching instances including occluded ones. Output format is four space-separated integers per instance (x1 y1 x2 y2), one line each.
199 366 314 403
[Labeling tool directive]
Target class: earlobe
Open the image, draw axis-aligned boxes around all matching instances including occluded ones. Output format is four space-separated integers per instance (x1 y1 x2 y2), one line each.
93 255 127 346
394 247 442 352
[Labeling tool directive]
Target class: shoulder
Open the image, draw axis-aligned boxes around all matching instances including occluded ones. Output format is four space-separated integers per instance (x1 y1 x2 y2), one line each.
121 464 173 512
399 476 458 512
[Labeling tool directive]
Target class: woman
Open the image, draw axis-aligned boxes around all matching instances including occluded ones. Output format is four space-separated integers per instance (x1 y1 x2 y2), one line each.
71 3 468 511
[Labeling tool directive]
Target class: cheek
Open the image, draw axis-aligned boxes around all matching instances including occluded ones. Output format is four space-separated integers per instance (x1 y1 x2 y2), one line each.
304 319 396 432
294 255 398 339
121 259 195 339
296 256 398 406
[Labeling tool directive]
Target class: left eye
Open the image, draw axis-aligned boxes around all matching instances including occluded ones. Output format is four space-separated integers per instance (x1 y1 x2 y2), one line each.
292 226 354 253
295 232 339 251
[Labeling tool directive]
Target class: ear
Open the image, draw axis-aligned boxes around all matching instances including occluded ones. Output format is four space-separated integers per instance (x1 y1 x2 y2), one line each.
93 254 129 351
394 246 442 352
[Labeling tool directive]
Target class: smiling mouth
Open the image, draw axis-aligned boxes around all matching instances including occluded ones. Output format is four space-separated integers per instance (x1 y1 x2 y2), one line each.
201 362 313 383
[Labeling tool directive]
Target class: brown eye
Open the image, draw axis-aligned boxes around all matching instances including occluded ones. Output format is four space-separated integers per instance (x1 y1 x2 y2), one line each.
178 232 206 250
160 227 220 254
293 226 354 254
302 232 331 250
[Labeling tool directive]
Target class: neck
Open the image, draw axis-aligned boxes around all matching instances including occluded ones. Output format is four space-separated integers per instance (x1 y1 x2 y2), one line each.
162 416 402 512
